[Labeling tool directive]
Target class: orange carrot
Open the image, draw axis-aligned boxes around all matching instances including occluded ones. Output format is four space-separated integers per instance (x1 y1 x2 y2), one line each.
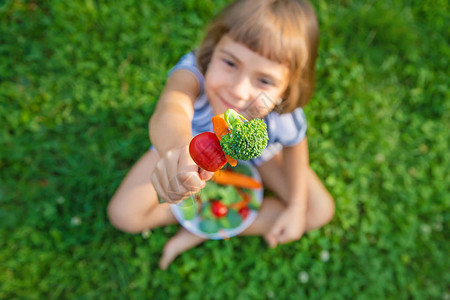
212 114 228 139
229 189 251 210
224 155 237 167
212 170 262 189
211 114 237 167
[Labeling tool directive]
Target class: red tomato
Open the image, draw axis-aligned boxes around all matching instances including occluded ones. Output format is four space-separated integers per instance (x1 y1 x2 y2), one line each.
211 201 228 218
189 132 227 172
239 207 250 219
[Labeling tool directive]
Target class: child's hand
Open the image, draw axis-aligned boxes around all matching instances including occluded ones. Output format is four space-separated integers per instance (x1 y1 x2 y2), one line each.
265 204 306 248
151 145 214 204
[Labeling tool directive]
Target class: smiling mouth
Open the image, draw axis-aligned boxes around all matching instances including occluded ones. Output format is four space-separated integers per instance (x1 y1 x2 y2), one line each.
219 96 240 111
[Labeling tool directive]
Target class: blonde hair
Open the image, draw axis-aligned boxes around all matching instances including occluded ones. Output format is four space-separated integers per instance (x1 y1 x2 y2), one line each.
197 0 319 112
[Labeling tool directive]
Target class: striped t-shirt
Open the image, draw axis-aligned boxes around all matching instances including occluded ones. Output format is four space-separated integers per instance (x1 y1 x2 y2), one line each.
169 52 307 166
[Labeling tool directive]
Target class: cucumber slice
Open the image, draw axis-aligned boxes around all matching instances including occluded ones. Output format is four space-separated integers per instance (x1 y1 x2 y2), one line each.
219 209 242 229
179 199 198 220
247 190 261 210
200 202 215 220
199 219 220 234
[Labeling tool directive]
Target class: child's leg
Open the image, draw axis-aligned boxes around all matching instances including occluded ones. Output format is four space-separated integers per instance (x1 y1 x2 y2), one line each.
158 199 285 269
159 227 206 270
107 150 178 233
302 166 335 231
158 163 334 268
260 152 334 230
241 154 335 237
240 197 286 235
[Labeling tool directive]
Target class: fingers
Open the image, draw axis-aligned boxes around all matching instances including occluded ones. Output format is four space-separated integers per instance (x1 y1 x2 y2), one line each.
265 230 291 248
264 214 302 248
265 224 305 248
167 171 203 200
264 232 278 248
168 150 204 199
265 218 284 248
151 146 207 204
199 169 214 181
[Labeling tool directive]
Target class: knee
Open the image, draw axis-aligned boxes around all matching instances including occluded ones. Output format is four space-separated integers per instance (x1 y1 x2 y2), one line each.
307 193 335 231
107 199 143 234
322 194 335 225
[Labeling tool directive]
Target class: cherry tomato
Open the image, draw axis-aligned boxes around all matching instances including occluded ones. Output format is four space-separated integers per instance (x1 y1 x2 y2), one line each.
239 207 250 219
189 132 227 172
211 201 228 218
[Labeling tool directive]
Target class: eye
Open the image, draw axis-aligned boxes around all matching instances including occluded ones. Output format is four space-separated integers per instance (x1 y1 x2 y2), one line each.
222 58 236 68
258 77 274 86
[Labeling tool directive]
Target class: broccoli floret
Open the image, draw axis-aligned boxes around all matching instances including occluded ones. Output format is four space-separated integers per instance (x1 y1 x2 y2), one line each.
199 182 222 203
220 109 268 160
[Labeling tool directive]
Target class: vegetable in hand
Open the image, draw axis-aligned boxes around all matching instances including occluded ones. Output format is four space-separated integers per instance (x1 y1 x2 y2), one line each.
189 132 227 172
212 169 262 189
189 109 268 172
220 109 269 160
212 113 237 166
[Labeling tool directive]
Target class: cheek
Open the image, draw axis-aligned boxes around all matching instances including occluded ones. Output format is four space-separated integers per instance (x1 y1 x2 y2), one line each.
205 60 222 84
204 70 223 113
204 71 219 96
242 94 278 119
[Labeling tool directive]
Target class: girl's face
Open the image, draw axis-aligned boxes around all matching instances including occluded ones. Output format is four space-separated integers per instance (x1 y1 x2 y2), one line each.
204 35 290 119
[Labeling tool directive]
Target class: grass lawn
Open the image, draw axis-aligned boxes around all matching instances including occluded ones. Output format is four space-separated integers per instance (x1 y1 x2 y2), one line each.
1 0 448 299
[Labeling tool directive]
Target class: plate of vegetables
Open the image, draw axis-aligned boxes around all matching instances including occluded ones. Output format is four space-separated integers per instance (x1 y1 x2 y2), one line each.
171 161 263 239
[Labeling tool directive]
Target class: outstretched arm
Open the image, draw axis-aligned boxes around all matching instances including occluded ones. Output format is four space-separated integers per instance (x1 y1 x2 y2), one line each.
149 69 212 203
149 69 198 153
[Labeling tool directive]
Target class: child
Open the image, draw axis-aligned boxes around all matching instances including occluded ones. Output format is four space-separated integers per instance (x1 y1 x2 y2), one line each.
108 0 335 269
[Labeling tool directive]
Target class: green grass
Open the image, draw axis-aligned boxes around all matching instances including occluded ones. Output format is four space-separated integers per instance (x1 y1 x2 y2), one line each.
1 0 448 299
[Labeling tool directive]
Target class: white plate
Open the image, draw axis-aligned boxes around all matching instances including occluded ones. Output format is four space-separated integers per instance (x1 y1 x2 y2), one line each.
171 161 263 240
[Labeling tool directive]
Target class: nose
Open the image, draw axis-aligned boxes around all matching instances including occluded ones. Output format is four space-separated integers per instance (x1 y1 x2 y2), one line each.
229 74 252 102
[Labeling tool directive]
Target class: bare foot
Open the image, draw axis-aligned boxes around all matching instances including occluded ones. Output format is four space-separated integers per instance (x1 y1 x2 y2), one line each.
159 227 206 270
